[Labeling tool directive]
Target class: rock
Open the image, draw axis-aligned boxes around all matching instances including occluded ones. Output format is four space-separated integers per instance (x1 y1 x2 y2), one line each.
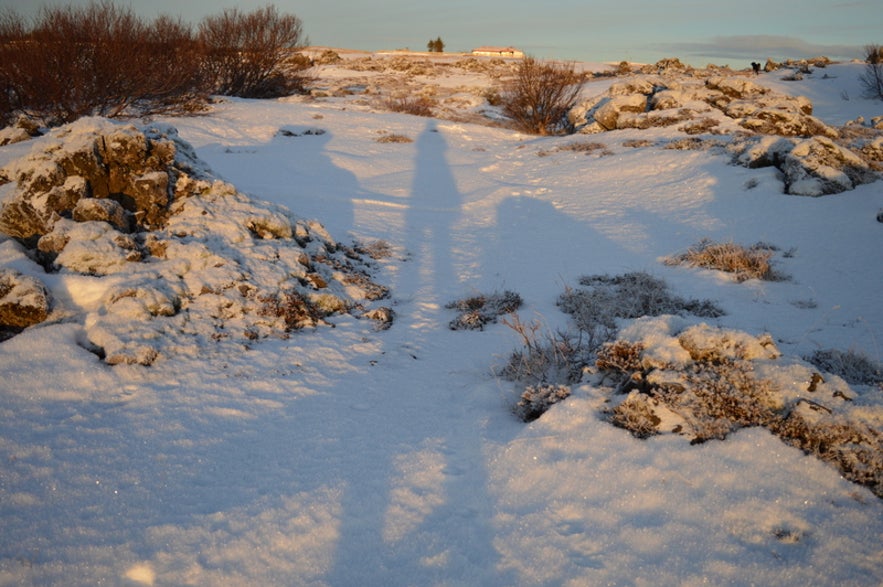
740 107 835 138
706 77 768 99
0 118 178 240
782 136 878 196
608 78 656 96
72 197 131 232
592 95 648 130
0 270 50 337
735 136 796 168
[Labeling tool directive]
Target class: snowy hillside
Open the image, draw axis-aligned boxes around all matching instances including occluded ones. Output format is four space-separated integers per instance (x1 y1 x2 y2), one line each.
0 55 882 586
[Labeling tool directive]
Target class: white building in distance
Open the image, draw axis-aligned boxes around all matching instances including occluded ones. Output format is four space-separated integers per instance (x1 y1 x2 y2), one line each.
471 46 524 58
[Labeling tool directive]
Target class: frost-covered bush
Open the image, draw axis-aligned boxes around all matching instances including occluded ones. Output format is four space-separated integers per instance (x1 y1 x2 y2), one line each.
502 273 722 419
500 314 584 386
515 383 572 422
446 290 522 330
806 349 883 386
610 393 661 438
597 318 883 497
558 272 723 338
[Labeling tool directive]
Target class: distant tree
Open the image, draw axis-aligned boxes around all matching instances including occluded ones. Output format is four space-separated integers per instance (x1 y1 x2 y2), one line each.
427 36 444 53
199 5 310 98
859 44 883 100
500 56 583 135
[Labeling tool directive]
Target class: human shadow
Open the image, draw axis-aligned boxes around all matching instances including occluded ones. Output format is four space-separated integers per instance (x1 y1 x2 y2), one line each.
395 121 462 304
201 124 362 241
324 122 514 585
484 195 644 306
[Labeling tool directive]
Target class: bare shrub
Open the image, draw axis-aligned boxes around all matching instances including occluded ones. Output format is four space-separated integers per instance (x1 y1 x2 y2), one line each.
383 95 435 117
198 5 310 98
664 239 785 281
500 314 585 386
806 348 883 386
447 290 522 331
773 410 883 496
500 56 584 135
502 272 723 419
0 2 206 125
859 44 883 100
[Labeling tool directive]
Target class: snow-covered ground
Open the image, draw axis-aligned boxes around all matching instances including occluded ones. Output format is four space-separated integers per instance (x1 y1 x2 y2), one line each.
1 57 882 586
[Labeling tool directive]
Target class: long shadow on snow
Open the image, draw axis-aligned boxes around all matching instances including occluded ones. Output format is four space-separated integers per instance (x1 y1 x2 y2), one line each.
325 121 514 585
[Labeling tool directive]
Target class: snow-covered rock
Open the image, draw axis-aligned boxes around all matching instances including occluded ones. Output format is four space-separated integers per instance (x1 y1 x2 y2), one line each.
0 118 389 363
572 70 878 195
782 136 877 196
0 268 50 338
591 94 648 130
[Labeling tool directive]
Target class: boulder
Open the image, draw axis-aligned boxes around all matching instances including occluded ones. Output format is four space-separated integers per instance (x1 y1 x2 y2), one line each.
592 95 648 130
706 77 768 99
72 197 131 232
0 270 50 337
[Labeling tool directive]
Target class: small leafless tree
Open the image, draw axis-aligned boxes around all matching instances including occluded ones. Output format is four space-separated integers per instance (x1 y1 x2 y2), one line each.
500 56 584 135
198 5 311 98
859 44 883 100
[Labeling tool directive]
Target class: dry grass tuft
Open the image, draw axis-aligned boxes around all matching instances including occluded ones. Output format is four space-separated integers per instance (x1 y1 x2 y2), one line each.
538 141 612 157
664 239 786 281
383 95 436 117
375 133 413 144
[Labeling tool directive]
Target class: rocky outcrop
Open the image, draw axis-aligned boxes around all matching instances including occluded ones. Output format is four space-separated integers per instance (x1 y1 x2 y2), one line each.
0 119 390 364
782 136 878 196
570 72 880 195
0 118 178 242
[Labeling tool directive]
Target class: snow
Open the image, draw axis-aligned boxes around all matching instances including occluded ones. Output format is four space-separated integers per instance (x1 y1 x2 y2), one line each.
1 60 882 586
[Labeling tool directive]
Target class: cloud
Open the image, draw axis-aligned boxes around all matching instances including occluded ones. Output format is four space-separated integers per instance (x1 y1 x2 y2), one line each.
657 35 863 62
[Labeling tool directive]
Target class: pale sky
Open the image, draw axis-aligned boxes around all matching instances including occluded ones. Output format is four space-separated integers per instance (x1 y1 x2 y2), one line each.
1 0 879 66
